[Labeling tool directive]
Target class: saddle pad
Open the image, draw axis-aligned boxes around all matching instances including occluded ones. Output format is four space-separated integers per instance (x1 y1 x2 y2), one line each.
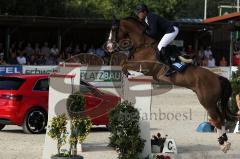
172 62 187 72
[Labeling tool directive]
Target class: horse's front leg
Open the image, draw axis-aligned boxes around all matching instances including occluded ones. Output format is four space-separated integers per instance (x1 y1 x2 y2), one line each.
121 63 131 77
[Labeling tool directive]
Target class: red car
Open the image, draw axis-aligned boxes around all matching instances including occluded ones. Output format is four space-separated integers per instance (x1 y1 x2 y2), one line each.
0 74 120 134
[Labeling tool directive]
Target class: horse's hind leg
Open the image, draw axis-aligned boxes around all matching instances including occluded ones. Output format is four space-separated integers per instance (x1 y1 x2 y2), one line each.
207 106 231 153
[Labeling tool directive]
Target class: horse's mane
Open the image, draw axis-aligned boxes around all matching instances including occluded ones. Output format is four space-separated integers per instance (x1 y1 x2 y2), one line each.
122 16 145 29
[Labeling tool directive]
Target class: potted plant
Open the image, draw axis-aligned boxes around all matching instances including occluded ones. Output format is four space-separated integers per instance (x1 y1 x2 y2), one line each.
151 133 167 153
109 101 145 159
48 113 69 158
69 116 92 155
48 91 92 159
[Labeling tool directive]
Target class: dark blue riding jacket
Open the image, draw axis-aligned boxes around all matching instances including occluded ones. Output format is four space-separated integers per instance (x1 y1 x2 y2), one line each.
144 12 175 39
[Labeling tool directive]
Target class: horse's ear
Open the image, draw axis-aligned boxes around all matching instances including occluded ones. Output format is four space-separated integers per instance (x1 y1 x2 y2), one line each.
112 14 118 28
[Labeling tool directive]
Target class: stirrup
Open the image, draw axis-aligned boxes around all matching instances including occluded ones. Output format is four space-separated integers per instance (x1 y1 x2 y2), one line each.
178 55 193 63
165 67 175 77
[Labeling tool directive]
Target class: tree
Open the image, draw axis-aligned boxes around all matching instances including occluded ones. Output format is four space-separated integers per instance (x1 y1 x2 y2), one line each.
0 0 237 19
176 0 236 19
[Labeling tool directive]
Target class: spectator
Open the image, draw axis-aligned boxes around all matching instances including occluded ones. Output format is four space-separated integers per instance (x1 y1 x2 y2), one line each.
0 51 5 65
36 55 46 65
201 57 208 66
27 55 37 65
88 44 96 54
65 43 73 54
8 51 18 64
207 55 216 67
95 46 105 57
234 38 240 51
50 44 59 57
204 46 213 59
233 43 240 55
185 45 194 55
41 42 50 57
34 43 41 55
198 47 204 60
233 53 240 66
17 52 27 65
73 44 81 55
219 56 227 66
82 43 88 53
24 42 34 58
10 42 16 53
57 52 65 64
235 93 240 116
17 41 24 51
0 43 4 60
45 54 57 65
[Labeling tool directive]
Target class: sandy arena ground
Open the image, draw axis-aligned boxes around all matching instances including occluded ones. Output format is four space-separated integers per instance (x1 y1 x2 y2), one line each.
0 87 240 159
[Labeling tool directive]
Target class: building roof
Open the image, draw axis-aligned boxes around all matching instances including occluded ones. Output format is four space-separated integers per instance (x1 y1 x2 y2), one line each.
176 18 203 24
203 12 240 24
0 15 111 28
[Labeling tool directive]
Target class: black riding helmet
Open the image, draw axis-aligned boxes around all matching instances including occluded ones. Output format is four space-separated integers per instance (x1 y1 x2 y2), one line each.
135 4 149 14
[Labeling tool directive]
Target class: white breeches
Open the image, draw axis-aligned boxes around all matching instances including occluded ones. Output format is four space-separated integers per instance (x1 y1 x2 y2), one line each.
157 26 179 51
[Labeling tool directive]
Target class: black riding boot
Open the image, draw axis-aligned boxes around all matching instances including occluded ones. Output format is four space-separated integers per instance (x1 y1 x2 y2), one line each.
164 57 175 76
156 48 171 65
156 48 175 76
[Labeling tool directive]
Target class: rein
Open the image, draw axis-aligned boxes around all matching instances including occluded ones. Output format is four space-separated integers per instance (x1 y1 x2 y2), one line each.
128 31 157 59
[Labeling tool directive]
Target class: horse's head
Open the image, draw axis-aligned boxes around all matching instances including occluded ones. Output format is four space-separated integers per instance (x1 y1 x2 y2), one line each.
105 16 147 53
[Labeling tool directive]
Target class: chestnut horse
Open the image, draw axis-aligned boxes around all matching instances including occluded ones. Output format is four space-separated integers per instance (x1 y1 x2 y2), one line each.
106 17 236 153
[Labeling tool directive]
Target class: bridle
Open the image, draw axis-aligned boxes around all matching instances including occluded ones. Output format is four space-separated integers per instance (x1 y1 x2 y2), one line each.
106 18 157 55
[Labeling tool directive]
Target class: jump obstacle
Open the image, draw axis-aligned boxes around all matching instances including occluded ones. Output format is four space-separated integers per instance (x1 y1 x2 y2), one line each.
42 63 176 159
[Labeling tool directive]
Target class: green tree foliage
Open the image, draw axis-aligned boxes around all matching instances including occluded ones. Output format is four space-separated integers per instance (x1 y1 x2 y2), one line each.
0 0 238 19
177 0 237 19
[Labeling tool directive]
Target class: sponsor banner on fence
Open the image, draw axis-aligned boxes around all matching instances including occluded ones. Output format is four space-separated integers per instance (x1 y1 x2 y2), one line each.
23 65 59 74
0 65 22 75
80 66 123 88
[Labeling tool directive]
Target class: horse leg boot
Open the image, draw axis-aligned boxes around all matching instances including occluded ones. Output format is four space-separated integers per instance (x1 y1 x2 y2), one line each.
217 126 231 153
208 109 230 153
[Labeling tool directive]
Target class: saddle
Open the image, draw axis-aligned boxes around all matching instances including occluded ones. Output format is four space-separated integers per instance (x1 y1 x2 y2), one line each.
159 45 193 76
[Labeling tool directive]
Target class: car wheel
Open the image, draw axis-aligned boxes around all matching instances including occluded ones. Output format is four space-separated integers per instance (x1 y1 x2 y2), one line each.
0 124 5 130
23 108 47 134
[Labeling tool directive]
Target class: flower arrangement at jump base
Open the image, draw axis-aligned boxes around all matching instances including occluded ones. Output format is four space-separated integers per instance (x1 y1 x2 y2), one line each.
147 133 171 159
151 133 167 153
48 91 92 159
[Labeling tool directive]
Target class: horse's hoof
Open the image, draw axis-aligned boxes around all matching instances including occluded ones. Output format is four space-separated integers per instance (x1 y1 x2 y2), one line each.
224 141 231 151
220 142 231 153
220 145 227 153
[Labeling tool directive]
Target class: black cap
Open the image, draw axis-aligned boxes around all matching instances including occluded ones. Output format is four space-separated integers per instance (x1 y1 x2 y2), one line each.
135 4 148 14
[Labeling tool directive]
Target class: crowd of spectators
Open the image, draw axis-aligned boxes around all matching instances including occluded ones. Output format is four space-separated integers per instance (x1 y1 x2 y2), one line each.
233 39 240 66
0 41 109 65
181 44 227 67
0 41 234 67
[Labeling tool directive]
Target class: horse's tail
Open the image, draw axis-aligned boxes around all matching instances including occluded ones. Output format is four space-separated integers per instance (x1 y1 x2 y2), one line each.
218 76 236 121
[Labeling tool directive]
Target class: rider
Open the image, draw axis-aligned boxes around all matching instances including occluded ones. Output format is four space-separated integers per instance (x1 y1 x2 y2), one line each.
135 4 186 75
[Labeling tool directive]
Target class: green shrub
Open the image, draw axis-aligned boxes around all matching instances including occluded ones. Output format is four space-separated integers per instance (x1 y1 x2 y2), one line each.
48 114 68 157
66 91 85 118
108 101 145 159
